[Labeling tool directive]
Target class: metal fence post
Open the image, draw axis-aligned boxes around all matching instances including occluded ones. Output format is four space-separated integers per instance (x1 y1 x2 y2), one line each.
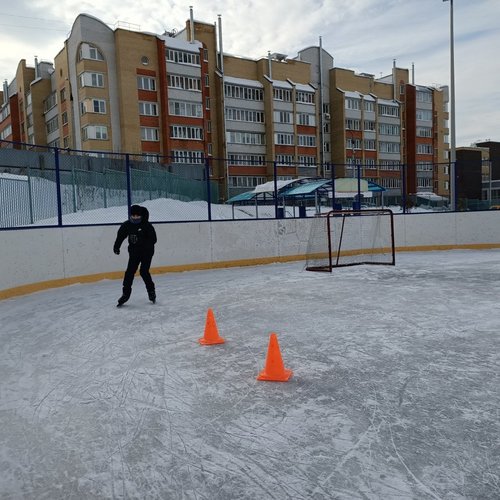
54 147 63 226
330 163 336 209
125 153 132 208
71 162 77 213
27 165 34 224
103 169 107 208
205 156 212 221
273 160 278 218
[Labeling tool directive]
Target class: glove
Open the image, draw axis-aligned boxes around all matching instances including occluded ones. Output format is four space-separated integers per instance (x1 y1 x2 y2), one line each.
114 247 120 255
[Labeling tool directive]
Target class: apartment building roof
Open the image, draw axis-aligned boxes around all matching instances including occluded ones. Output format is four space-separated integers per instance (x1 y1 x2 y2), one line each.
224 76 263 88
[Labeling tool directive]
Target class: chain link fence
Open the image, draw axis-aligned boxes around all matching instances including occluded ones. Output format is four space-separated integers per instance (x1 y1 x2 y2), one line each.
0 141 218 227
1 139 497 229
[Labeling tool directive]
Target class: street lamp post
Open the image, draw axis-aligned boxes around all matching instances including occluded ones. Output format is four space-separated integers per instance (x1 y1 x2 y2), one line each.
444 0 456 211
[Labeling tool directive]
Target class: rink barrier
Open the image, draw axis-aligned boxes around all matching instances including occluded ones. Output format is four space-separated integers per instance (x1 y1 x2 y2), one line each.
1 212 499 300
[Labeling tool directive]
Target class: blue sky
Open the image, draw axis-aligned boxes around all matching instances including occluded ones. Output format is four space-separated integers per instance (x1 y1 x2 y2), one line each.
1 0 499 146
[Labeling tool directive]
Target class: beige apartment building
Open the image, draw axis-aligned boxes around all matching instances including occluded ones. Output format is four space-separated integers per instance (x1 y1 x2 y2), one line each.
0 10 450 202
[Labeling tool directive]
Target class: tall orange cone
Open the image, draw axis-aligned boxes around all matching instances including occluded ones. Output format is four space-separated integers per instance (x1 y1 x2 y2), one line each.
198 308 225 345
257 333 293 382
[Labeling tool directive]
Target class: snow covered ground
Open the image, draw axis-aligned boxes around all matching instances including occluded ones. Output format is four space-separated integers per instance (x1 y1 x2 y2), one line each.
33 197 436 226
1 250 499 499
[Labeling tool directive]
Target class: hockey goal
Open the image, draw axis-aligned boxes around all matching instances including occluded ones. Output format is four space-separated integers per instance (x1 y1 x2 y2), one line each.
305 209 395 272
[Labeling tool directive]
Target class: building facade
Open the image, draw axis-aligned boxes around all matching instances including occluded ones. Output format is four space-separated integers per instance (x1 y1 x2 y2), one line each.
0 11 451 203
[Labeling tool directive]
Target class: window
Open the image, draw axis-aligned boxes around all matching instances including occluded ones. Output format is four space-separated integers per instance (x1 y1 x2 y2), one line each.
82 125 108 140
297 135 316 147
417 144 433 154
417 90 432 103
166 49 200 66
93 126 107 140
80 99 106 114
169 100 202 117
416 126 432 137
378 104 399 117
229 176 267 188
137 76 156 91
227 131 265 145
276 154 294 165
225 84 264 101
139 102 158 116
46 116 59 135
364 139 376 150
172 150 204 164
170 125 203 140
364 100 375 112
43 92 57 113
380 177 401 188
92 99 106 113
416 109 432 121
345 119 361 130
416 162 433 171
379 141 400 153
346 98 360 110
417 177 432 188
228 154 265 165
274 111 292 123
296 91 314 104
379 160 400 171
378 123 400 135
168 74 201 91
1 104 10 121
79 43 104 61
225 108 264 123
60 88 66 102
273 88 292 101
80 72 104 88
61 112 68 125
298 113 315 126
0 124 12 140
364 120 376 131
346 138 361 150
275 133 294 145
140 127 159 141
298 155 316 166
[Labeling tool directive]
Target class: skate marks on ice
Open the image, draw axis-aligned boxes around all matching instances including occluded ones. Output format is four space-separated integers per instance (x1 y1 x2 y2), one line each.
0 250 499 498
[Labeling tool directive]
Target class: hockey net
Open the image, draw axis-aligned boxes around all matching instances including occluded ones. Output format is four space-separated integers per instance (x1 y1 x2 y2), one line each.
305 209 395 271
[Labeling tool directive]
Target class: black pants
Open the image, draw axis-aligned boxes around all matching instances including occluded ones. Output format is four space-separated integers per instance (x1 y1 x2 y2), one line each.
122 249 155 292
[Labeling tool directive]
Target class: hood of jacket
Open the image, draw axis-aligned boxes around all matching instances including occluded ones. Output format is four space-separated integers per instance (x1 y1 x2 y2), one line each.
141 206 150 222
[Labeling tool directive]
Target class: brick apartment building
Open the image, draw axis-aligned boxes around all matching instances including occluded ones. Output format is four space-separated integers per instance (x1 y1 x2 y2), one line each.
0 10 450 202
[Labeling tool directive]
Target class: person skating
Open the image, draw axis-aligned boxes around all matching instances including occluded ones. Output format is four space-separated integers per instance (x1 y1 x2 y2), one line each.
113 205 157 306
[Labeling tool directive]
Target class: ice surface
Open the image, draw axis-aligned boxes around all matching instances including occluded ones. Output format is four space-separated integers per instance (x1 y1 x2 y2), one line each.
0 250 499 499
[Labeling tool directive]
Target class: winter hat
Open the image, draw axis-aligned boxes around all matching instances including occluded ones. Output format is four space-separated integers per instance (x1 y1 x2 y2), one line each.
130 205 142 216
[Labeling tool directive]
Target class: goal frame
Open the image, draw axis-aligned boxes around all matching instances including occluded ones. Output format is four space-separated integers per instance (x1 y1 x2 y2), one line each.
305 209 396 272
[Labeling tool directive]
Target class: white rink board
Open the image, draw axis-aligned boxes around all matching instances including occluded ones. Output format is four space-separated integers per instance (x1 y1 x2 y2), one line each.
1 211 500 294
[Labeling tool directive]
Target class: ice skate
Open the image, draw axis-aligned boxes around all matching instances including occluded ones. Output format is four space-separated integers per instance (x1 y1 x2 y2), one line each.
148 290 156 304
117 288 131 307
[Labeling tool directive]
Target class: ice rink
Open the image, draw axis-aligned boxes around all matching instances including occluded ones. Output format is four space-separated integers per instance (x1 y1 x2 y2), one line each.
1 250 499 499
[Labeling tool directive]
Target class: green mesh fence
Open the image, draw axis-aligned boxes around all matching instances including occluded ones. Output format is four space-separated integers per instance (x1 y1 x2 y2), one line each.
0 145 219 227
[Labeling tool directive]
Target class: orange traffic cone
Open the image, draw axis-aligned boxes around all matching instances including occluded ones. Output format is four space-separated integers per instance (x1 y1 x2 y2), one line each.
257 333 293 382
198 308 225 345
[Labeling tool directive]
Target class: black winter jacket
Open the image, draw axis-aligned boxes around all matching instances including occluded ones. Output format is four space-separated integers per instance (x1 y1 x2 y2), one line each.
114 207 157 254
